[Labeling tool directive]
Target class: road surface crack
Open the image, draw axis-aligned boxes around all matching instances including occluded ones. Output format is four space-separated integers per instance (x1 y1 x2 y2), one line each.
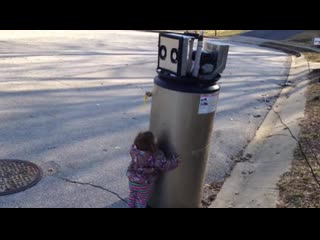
56 176 127 204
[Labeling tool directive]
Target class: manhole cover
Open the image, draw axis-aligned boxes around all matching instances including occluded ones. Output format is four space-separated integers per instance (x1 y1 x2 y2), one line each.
0 159 42 196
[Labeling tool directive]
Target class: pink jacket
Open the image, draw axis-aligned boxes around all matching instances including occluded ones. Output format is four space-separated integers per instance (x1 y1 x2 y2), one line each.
127 145 179 185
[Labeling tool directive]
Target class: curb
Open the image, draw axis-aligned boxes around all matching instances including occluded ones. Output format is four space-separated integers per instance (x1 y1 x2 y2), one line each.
230 36 320 55
209 50 311 208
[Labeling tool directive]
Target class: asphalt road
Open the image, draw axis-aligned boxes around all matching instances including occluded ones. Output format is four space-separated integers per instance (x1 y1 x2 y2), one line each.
0 31 290 207
241 30 304 40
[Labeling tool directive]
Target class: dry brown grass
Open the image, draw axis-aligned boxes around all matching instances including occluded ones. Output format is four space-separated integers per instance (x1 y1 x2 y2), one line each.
278 80 320 208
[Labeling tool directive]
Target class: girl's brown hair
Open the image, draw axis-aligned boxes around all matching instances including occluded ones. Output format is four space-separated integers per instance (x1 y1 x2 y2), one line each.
134 131 157 154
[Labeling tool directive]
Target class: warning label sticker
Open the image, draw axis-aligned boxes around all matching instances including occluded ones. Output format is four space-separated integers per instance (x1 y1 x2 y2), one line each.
198 93 219 114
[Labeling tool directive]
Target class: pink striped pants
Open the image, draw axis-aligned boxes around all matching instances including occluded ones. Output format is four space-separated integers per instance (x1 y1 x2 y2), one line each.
128 181 153 208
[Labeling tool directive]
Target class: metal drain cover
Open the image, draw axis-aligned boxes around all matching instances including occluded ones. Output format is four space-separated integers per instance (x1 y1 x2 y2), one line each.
0 159 42 196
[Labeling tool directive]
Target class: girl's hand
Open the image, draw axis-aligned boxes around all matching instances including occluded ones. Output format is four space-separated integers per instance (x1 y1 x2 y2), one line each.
175 155 182 165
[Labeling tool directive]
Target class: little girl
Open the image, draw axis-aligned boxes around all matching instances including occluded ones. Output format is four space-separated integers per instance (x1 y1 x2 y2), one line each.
127 131 180 208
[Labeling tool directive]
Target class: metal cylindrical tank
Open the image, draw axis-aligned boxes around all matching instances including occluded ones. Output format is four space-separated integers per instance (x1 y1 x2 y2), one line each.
148 76 220 208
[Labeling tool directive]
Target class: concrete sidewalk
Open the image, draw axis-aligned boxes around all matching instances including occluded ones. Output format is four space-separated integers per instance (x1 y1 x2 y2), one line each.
210 54 311 208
